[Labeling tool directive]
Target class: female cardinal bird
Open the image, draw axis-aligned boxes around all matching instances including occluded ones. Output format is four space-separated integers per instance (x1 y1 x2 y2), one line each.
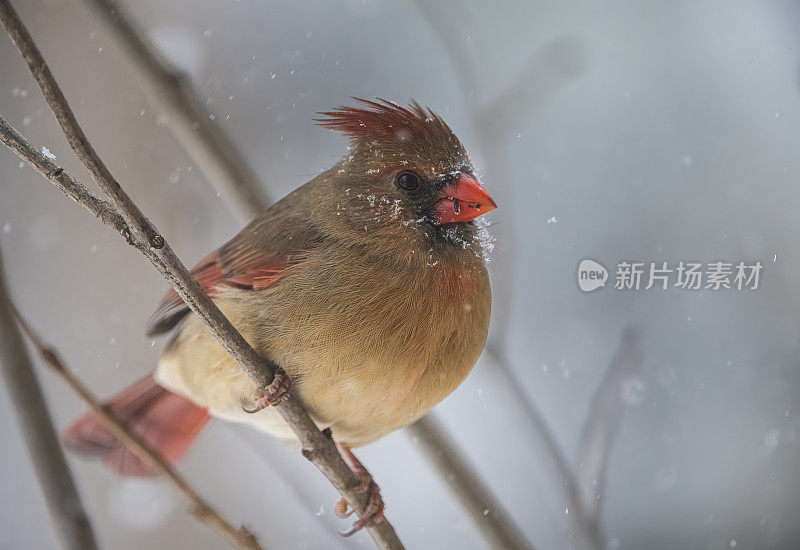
65 98 496 533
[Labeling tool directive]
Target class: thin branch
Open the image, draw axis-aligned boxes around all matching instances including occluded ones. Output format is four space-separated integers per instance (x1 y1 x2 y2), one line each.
473 38 585 347
410 0 480 108
84 0 271 223
0 117 127 237
0 2 403 548
483 347 599 550
413 2 597 548
72 4 527 549
415 0 588 347
576 328 643 530
72 4 340 540
478 36 588 140
0 247 99 550
409 4 594 549
9 299 263 550
408 415 535 550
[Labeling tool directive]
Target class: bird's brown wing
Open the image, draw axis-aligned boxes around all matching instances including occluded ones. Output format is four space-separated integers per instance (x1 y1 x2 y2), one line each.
146 180 324 336
145 244 297 336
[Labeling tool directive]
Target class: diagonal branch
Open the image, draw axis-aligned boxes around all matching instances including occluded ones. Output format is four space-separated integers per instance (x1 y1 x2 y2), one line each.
0 117 127 237
0 2 403 548
413 2 596 548
84 0 271 223
482 346 599 550
409 415 535 550
409 0 480 107
8 289 264 550
576 328 643 530
70 3 531 548
0 246 99 550
478 35 588 140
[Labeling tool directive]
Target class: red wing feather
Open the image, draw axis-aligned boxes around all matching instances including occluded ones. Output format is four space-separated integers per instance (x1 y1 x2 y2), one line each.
63 375 210 477
146 247 294 336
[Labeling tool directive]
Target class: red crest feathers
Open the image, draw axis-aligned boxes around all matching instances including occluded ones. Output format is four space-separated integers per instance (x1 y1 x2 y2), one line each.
315 98 457 147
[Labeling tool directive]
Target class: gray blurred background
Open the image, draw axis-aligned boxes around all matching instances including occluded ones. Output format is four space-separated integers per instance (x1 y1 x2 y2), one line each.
1 0 799 548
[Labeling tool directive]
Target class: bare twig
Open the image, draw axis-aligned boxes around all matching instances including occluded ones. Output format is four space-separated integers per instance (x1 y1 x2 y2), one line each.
475 33 587 349
9 299 263 550
413 0 587 345
0 2 403 548
72 4 528 548
0 118 128 237
408 415 535 550
478 36 588 140
576 328 643 531
413 2 597 548
84 0 271 223
0 247 98 550
483 347 598 550
412 4 595 548
474 38 586 344
409 1 480 108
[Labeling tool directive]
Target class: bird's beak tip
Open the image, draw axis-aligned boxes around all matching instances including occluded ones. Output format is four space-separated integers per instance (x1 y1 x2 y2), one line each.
434 173 497 224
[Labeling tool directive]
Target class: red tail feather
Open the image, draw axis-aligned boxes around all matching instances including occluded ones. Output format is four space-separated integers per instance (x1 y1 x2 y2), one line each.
63 375 210 477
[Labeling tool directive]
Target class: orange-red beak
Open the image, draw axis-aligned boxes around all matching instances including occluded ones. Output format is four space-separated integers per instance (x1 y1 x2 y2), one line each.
434 173 497 224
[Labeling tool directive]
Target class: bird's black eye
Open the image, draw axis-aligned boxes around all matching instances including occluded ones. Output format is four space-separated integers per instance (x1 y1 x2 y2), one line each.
396 171 420 192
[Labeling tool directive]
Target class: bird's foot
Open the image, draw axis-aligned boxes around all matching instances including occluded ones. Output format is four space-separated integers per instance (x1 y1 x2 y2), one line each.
242 368 291 413
336 480 385 536
334 444 386 536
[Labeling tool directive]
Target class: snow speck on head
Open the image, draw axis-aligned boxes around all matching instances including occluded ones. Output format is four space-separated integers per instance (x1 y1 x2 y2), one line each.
41 146 56 160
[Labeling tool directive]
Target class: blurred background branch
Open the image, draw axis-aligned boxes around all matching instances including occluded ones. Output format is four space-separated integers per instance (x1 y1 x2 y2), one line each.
75 1 636 549
409 415 535 550
0 245 98 550
75 1 535 548
412 1 603 548
413 3 649 550
84 0 271 223
576 328 644 536
5 258 263 550
482 346 598 549
1 0 793 548
0 1 403 547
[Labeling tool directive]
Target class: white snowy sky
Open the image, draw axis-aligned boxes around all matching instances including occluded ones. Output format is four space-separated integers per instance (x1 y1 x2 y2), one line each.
1 1 799 549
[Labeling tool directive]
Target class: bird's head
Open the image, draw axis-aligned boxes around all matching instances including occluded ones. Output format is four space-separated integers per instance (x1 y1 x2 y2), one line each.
315 99 496 257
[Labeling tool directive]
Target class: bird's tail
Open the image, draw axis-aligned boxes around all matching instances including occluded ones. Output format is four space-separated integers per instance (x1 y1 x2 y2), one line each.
63 374 211 477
